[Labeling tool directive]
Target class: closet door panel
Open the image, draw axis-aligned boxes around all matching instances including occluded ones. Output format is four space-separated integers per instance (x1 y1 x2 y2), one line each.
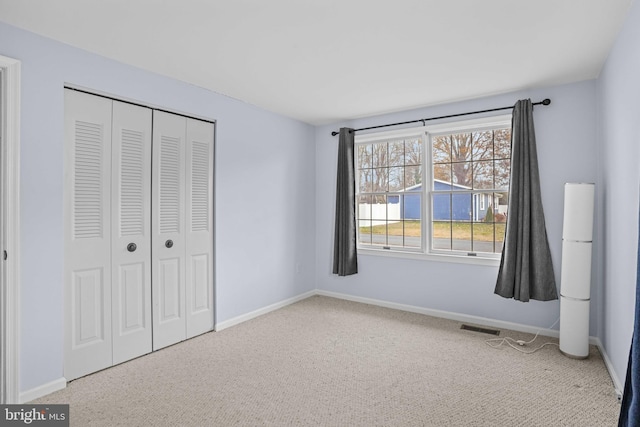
185 119 214 338
152 111 187 350
64 89 113 381
159 259 181 319
111 101 153 364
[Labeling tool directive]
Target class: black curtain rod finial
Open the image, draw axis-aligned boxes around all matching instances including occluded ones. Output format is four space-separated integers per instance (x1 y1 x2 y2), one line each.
541 98 551 105
331 129 355 136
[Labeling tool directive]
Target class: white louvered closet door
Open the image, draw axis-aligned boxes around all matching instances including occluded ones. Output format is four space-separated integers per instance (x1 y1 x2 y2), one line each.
185 118 214 338
64 90 113 381
152 111 187 350
111 101 153 364
65 91 214 375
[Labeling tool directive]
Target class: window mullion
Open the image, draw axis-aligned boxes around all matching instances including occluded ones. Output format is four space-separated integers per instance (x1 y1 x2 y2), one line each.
423 132 429 253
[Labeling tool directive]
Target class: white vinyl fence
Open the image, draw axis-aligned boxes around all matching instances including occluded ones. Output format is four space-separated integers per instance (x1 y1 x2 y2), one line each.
358 203 401 226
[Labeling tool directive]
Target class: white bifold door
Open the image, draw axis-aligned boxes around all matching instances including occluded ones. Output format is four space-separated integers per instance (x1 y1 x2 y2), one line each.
111 102 153 365
64 91 116 380
151 111 214 350
64 90 214 381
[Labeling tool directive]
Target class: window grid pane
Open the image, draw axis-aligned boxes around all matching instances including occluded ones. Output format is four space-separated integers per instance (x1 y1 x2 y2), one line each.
355 138 423 250
430 191 508 254
430 126 511 255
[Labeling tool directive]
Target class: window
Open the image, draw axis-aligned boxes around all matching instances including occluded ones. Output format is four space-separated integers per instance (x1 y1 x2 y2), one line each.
355 115 511 261
356 132 423 251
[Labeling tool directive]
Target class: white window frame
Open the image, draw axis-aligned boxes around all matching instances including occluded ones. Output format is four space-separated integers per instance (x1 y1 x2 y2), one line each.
354 114 511 266
355 127 426 253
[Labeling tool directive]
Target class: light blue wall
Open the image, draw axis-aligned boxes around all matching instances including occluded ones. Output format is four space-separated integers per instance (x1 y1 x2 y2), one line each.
0 21 316 393
316 81 600 335
597 0 640 392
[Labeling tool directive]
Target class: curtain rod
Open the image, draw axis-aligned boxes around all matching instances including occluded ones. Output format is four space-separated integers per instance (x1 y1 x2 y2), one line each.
330 98 551 136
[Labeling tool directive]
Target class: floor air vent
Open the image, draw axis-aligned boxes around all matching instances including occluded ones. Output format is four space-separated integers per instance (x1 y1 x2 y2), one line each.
460 324 500 336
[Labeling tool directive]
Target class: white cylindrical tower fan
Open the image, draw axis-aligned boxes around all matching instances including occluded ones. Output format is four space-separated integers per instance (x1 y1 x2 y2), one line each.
559 183 595 358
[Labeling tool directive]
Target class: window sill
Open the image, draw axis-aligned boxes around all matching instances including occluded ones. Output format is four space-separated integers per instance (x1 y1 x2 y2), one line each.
357 247 501 266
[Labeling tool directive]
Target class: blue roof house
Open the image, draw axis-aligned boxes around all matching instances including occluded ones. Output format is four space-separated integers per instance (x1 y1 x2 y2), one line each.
390 180 500 222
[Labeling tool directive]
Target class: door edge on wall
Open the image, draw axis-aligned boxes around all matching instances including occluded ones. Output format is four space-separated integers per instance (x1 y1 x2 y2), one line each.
0 54 21 404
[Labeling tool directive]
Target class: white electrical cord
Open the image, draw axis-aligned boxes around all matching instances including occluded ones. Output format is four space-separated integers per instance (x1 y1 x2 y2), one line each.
485 318 560 354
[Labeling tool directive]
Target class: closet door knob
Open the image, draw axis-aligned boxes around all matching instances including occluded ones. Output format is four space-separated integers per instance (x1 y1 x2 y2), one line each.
127 243 137 252
165 240 173 248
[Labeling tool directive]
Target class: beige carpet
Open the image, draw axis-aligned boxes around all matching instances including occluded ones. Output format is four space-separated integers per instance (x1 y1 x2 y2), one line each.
36 295 620 426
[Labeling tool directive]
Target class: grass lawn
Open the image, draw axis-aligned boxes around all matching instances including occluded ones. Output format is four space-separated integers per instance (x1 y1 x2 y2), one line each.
359 220 505 242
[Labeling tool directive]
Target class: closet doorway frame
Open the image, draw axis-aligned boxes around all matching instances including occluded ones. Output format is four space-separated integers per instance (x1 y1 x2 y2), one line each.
0 54 21 404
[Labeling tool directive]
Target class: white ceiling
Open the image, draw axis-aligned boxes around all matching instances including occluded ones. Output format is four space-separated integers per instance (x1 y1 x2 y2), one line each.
0 1 633 125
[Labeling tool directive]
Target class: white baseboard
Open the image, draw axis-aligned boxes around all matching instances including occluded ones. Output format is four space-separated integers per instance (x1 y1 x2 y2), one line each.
215 290 316 332
317 290 561 338
20 378 66 403
591 337 624 400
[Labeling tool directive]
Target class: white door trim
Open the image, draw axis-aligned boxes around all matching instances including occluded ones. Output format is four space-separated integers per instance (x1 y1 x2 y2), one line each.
0 54 21 404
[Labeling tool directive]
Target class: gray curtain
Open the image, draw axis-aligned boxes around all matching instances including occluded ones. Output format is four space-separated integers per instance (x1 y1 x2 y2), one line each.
495 99 557 302
333 127 358 276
